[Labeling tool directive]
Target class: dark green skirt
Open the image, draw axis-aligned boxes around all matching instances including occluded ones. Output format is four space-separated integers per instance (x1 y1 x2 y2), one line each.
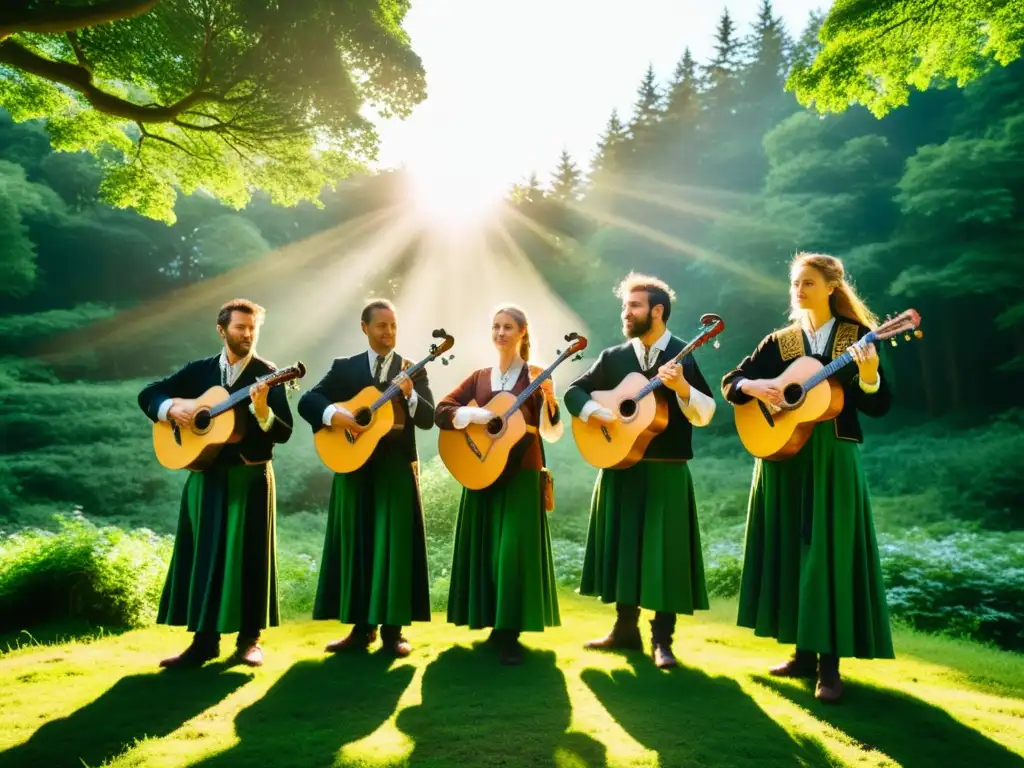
447 469 560 632
580 460 709 614
157 462 279 634
313 452 431 626
737 421 894 658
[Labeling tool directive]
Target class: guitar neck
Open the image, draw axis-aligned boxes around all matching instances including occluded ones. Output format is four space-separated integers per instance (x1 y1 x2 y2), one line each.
801 332 877 390
209 387 255 418
634 340 698 399
369 356 431 411
502 354 568 418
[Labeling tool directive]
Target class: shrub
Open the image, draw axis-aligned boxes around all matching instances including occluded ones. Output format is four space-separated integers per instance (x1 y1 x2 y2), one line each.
0 511 173 631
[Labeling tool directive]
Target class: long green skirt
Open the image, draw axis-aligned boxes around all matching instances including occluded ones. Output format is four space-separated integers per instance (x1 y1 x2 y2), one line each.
737 421 894 658
447 469 560 632
157 462 279 634
313 452 431 626
580 460 709 614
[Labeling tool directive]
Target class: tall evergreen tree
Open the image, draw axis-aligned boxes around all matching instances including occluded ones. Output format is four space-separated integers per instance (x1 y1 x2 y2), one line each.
549 148 583 202
626 63 664 172
658 49 702 180
588 109 629 187
701 9 743 125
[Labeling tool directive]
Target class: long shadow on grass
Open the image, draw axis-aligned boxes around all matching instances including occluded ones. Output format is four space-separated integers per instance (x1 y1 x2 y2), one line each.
192 650 415 768
761 676 1024 767
396 645 608 767
0 663 251 768
582 659 834 767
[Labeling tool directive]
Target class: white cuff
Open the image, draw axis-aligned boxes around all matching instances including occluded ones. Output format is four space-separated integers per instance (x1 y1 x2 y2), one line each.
408 389 419 417
453 406 491 429
678 387 715 427
156 399 173 422
249 402 276 432
578 399 602 423
323 404 353 426
858 374 881 394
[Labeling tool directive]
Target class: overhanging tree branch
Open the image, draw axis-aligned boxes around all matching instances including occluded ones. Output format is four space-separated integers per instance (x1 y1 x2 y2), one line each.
0 0 160 41
0 38 219 121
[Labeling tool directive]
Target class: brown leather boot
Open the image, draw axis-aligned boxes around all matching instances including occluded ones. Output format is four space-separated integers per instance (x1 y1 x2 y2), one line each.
498 630 524 666
769 649 817 678
381 625 412 657
232 640 264 667
159 633 219 669
325 625 377 653
815 653 844 702
650 612 678 669
585 604 643 651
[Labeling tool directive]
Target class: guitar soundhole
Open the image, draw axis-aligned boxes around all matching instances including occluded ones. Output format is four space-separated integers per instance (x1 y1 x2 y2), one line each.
486 417 504 437
618 399 637 419
354 408 372 428
192 409 212 433
782 384 805 408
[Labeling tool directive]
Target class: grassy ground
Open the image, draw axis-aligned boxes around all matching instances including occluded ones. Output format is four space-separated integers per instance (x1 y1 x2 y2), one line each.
1 594 1022 768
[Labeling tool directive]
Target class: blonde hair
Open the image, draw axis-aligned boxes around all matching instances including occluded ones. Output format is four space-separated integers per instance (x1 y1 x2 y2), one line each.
789 252 878 329
493 304 531 361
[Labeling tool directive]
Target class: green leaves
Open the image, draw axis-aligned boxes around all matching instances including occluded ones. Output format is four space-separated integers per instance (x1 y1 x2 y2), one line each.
788 0 1024 117
0 0 424 222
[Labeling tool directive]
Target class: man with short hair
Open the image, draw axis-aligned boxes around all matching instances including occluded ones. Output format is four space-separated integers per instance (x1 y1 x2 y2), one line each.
138 298 293 668
298 299 435 656
564 273 716 668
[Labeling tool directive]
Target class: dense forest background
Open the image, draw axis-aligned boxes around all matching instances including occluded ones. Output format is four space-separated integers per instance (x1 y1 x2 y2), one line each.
1 4 1022 651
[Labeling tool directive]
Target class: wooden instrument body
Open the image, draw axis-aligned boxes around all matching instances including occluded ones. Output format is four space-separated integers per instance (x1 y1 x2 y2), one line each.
152 385 244 471
437 391 530 490
314 385 407 473
571 371 670 469
733 356 845 461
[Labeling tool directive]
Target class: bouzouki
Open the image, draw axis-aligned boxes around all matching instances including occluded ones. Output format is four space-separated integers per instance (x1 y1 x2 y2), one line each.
153 361 306 470
314 329 456 473
733 309 922 460
571 313 726 469
439 332 588 490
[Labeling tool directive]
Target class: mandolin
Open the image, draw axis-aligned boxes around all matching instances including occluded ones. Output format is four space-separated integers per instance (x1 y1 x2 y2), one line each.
314 329 455 473
570 314 725 469
438 332 588 490
733 309 921 460
152 361 306 470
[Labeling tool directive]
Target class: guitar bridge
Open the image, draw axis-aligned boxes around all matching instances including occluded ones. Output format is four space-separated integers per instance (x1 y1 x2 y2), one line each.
600 425 611 443
465 434 483 460
757 401 776 427
172 423 182 446
344 430 356 445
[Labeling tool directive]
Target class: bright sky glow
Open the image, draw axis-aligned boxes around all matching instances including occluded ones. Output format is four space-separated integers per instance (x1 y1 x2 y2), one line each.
377 0 827 204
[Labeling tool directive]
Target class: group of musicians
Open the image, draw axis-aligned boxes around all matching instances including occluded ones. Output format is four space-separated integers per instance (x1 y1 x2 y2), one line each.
137 252 893 704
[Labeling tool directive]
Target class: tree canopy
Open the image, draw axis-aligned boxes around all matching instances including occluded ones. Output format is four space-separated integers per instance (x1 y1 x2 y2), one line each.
0 0 425 222
788 0 1024 117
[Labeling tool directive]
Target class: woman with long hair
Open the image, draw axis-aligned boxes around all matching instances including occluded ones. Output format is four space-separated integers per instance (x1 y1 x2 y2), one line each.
721 252 893 702
434 305 562 665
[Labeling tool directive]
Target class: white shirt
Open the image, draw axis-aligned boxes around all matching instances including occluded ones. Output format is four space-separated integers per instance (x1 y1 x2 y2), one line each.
452 355 564 442
156 349 275 431
579 329 716 427
321 348 418 425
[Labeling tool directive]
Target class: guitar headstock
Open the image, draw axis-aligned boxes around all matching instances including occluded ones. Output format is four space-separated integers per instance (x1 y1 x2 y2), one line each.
870 310 923 347
556 332 588 362
262 362 306 392
429 328 456 366
693 313 726 351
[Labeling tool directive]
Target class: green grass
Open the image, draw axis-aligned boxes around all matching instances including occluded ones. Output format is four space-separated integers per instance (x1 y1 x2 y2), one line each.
1 594 1022 768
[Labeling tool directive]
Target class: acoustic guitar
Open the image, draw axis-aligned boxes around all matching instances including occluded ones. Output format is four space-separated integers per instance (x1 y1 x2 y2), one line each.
314 329 456 473
571 313 725 469
438 332 588 490
152 361 306 470
733 309 922 460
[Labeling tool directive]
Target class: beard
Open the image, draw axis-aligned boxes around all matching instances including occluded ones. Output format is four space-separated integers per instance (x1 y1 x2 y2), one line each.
225 335 252 358
623 313 652 339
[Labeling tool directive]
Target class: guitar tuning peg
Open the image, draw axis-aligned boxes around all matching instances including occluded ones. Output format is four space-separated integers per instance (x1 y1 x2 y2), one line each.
713 340 720 349
914 330 923 339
